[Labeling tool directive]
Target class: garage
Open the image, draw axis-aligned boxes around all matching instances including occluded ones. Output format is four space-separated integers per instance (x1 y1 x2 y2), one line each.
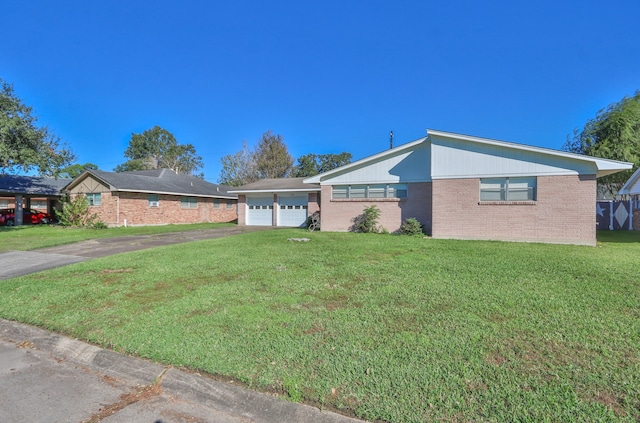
246 196 273 226
277 195 308 227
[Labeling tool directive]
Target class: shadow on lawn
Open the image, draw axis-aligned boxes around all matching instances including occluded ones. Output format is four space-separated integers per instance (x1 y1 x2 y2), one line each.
596 230 640 244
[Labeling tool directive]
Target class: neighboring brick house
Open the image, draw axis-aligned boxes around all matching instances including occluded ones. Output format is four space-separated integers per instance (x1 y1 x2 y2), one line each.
233 129 632 245
0 174 71 224
65 169 237 226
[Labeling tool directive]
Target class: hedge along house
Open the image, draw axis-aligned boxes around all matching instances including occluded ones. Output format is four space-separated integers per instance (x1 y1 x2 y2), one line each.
234 130 632 245
64 169 238 226
229 178 320 227
0 174 71 224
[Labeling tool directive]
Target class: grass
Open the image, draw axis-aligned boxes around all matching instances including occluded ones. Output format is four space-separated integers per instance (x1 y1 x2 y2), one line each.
0 222 235 252
1 229 639 422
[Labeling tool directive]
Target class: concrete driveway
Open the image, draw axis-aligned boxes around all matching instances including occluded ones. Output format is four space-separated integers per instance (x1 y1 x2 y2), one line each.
0 225 270 280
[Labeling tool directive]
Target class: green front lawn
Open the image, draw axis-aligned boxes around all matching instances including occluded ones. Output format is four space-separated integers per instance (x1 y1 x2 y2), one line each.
0 222 235 252
1 230 639 422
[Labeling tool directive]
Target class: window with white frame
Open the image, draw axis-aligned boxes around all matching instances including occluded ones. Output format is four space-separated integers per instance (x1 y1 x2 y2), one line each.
148 194 159 207
480 177 536 201
85 193 101 206
31 200 47 209
331 184 408 199
181 197 198 209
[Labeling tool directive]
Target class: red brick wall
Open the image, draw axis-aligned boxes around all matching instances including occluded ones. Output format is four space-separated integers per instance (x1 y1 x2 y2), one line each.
77 192 237 226
237 195 246 225
319 183 432 233
431 175 596 245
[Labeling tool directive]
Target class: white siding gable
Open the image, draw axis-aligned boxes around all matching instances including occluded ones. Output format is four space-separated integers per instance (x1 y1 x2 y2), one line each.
430 134 597 179
319 142 431 185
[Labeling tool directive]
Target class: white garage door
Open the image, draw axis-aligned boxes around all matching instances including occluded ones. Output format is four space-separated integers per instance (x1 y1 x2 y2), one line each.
277 195 308 227
246 197 273 226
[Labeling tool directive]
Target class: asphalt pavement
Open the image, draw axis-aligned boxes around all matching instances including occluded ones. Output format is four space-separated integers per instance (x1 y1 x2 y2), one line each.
0 226 363 423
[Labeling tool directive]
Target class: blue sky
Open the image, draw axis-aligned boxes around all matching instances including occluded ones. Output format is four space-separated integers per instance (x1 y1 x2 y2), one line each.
3 1 639 182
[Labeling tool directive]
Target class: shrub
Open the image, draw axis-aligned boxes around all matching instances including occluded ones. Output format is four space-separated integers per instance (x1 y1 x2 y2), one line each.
398 217 423 236
56 195 105 228
350 205 381 233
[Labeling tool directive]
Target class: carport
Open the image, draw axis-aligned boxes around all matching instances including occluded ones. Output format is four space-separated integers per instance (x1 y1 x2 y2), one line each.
0 174 71 225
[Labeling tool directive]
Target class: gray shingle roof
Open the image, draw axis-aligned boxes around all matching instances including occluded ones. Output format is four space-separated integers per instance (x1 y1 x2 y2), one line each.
229 177 320 192
0 174 72 196
74 169 237 198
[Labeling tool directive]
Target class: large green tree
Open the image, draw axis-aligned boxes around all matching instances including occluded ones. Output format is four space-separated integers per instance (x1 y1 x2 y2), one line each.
115 126 204 177
564 90 640 195
254 130 293 179
58 162 98 179
292 152 352 177
218 130 293 186
0 78 75 175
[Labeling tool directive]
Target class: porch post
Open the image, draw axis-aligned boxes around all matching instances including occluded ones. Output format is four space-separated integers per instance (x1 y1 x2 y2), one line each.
15 194 24 225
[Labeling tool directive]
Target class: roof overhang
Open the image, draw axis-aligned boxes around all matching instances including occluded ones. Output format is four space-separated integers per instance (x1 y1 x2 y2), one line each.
303 137 427 184
618 166 640 195
427 129 633 178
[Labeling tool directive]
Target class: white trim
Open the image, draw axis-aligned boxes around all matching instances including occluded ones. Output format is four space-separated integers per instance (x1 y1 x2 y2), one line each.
303 137 427 184
428 129 632 178
229 188 319 194
619 166 640 195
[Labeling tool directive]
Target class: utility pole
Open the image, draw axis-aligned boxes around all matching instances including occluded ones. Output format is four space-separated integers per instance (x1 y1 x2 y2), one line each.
390 131 394 149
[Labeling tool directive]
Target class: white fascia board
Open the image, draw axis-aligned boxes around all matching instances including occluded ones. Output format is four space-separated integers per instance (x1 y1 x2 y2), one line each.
618 167 640 195
304 137 427 184
427 129 633 178
228 188 320 194
116 188 236 199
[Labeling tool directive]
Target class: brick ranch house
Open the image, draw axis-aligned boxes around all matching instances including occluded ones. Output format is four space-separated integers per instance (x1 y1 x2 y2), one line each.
231 129 632 246
65 169 237 226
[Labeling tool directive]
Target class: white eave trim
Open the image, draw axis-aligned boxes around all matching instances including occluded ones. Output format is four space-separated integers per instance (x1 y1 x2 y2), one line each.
113 188 236 199
228 188 321 194
303 137 427 184
428 129 633 178
619 167 640 195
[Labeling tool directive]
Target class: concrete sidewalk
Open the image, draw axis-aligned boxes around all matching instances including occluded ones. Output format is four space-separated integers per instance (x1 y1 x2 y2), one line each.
0 319 361 423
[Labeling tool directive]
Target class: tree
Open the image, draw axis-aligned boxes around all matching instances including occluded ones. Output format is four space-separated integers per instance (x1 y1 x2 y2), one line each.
115 126 204 177
0 78 75 175
564 91 640 195
58 162 98 179
218 130 293 186
293 152 352 177
254 130 293 179
218 141 258 187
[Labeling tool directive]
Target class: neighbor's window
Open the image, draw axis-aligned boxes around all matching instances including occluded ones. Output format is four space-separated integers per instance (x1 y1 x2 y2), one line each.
86 193 101 206
213 199 220 209
148 194 159 207
480 177 536 201
226 201 234 210
31 200 47 209
181 197 198 209
332 184 408 199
